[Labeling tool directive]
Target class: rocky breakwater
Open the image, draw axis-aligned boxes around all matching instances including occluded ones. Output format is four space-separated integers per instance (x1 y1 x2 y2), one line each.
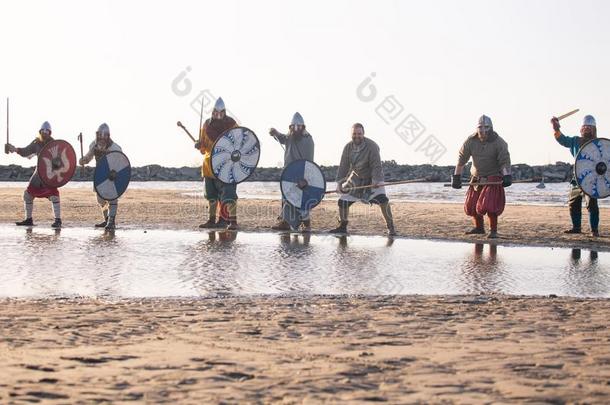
0 162 575 182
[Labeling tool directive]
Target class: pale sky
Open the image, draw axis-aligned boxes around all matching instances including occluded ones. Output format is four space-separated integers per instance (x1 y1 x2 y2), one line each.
1 0 609 169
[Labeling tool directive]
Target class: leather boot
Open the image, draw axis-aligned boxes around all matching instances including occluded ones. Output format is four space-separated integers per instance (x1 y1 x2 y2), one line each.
329 220 348 234
16 218 34 226
105 216 116 230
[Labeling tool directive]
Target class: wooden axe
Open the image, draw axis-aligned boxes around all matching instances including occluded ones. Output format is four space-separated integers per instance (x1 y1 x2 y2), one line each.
176 121 197 143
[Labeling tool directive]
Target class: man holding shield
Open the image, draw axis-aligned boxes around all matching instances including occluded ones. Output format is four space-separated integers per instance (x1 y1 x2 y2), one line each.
269 112 315 232
195 97 239 230
79 123 123 230
551 114 600 236
329 123 396 236
451 115 512 239
6 121 63 228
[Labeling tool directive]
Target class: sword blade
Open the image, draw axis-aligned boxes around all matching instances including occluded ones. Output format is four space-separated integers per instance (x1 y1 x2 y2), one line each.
557 108 579 121
5 98 9 154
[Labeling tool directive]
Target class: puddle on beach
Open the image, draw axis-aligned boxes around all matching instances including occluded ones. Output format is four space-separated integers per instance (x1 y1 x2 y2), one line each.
0 226 608 298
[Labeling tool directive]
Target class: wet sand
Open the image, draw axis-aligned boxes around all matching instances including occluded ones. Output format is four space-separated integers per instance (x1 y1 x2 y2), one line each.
1 296 610 403
0 187 609 251
2 187 610 402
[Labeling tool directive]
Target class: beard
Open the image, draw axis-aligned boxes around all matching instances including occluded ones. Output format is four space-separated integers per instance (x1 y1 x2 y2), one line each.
477 127 492 140
581 127 597 141
290 128 304 137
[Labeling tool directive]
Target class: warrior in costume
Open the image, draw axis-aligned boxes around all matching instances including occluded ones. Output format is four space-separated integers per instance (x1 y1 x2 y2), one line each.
6 121 62 228
269 112 315 232
79 123 123 230
195 97 239 230
551 114 600 237
329 123 396 236
451 115 512 239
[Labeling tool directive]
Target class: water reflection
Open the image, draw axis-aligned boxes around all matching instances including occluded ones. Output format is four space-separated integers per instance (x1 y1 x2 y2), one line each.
20 227 63 296
0 226 608 298
458 243 510 294
179 231 240 296
565 249 607 296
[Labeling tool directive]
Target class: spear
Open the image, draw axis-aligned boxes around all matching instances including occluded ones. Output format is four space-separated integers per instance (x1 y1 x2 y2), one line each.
326 178 428 194
443 178 535 187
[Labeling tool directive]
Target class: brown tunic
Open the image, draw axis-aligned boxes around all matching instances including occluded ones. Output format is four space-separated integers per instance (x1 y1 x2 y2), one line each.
458 132 511 177
336 137 385 200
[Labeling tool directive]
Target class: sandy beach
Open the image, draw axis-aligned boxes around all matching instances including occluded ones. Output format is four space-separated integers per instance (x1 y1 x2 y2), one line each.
1 187 610 403
0 187 609 251
1 296 610 403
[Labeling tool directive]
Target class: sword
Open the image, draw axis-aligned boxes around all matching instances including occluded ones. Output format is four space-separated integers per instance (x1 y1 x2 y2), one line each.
77 132 84 176
557 109 579 121
4 98 9 154
197 94 205 144
176 121 197 143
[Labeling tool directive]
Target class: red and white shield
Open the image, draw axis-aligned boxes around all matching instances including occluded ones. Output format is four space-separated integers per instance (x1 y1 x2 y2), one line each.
37 139 77 188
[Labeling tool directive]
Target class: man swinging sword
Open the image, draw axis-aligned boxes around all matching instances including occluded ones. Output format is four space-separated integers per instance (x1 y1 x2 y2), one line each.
330 123 396 236
79 123 123 230
551 114 600 237
6 121 63 228
452 115 512 239
195 97 240 230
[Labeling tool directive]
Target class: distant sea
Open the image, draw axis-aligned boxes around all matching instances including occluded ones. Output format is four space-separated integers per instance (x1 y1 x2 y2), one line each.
1 181 605 207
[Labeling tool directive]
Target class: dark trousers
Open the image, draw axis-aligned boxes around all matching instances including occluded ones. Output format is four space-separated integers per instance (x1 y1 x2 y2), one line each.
569 185 599 231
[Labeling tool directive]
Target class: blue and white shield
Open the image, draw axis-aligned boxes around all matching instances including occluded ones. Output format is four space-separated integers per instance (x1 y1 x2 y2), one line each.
94 151 131 200
280 159 326 210
211 127 260 184
574 137 610 199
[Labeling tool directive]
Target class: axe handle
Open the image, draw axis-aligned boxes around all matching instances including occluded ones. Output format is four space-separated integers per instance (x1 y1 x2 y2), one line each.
177 121 197 143
557 109 579 121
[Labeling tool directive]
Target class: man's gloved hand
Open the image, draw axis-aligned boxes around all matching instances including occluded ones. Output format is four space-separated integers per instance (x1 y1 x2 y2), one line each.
451 174 462 189
502 174 513 188
336 182 349 194
551 117 560 132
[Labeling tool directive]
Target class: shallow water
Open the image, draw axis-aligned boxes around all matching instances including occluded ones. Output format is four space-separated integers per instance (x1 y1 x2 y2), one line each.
0 226 608 298
2 181 606 206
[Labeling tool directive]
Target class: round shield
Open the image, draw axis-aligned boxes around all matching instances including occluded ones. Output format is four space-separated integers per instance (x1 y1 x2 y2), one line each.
575 137 610 199
280 159 326 210
37 139 77 188
211 127 260 184
94 151 131 200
